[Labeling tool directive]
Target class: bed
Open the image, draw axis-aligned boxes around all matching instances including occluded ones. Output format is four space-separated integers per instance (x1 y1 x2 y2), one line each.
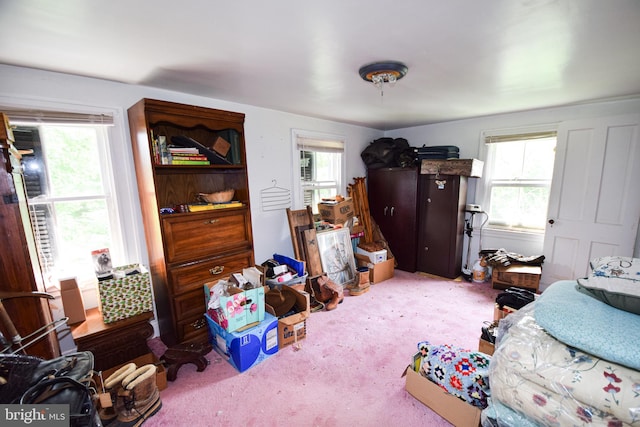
482 256 640 426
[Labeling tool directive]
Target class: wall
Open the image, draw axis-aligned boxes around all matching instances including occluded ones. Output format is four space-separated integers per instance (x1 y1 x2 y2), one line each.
386 98 640 265
0 64 381 269
0 64 381 349
2 64 639 349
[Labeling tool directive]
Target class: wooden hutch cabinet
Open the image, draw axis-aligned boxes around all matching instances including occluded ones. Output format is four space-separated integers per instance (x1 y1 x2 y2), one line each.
127 99 254 346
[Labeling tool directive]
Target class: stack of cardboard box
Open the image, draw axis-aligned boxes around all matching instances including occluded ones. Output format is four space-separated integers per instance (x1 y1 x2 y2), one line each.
204 267 311 373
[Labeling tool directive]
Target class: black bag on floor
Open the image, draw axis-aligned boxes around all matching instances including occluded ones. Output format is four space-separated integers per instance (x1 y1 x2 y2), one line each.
495 287 535 310
0 351 98 426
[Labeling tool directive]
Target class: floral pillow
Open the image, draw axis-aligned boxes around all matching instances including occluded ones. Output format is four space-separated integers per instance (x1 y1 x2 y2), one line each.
577 256 640 315
417 341 491 409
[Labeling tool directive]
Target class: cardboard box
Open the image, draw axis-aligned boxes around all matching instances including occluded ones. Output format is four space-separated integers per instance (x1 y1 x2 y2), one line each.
355 247 387 264
98 265 153 324
278 318 306 348
205 282 266 333
478 338 495 356
265 289 310 349
59 277 86 325
493 303 517 321
317 197 355 225
100 352 167 391
355 254 395 284
404 365 481 427
492 265 541 291
206 312 279 373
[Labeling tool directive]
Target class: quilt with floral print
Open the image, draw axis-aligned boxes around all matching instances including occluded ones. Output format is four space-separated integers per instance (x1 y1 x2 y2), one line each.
488 303 640 426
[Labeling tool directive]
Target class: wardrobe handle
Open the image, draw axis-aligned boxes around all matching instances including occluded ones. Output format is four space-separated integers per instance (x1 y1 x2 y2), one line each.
384 206 388 216
390 207 395 217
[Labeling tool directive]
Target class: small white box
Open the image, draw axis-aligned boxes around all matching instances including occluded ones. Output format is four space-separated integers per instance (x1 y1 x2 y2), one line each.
356 247 387 264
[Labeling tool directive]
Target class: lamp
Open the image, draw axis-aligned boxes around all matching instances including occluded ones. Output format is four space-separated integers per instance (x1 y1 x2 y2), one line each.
359 61 408 96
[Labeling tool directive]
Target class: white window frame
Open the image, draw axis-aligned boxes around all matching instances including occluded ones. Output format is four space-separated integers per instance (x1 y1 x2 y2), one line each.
477 124 558 236
1 98 143 292
291 129 346 211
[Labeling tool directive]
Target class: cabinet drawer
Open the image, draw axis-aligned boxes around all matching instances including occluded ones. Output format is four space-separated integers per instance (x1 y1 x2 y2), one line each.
167 250 253 294
173 288 207 320
176 313 208 344
163 210 252 264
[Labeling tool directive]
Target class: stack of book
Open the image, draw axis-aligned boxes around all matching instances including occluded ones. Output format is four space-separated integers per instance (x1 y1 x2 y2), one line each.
168 146 211 165
152 134 212 165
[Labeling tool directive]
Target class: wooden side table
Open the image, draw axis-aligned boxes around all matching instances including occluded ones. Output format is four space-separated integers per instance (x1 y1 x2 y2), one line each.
71 308 154 372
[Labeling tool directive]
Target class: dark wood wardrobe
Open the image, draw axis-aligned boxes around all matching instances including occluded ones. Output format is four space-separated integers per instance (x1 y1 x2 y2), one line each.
367 160 480 279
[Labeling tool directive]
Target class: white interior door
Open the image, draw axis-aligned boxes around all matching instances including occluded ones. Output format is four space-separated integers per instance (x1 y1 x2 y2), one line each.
541 113 640 287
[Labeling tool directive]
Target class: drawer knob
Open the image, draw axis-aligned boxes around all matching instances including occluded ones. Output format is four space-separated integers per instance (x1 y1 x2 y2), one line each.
192 318 206 329
205 219 219 224
209 266 225 275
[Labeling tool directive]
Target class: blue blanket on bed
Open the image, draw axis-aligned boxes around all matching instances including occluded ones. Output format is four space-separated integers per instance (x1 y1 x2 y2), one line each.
535 280 640 371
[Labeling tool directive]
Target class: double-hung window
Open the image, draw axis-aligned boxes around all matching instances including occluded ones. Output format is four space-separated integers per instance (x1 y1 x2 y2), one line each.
292 129 345 213
5 108 128 291
480 128 557 232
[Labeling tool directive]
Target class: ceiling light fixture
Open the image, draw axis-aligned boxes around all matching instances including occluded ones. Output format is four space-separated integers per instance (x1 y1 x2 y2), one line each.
359 61 408 97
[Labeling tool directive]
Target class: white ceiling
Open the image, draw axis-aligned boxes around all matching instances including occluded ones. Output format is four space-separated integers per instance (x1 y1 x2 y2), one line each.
1 0 639 130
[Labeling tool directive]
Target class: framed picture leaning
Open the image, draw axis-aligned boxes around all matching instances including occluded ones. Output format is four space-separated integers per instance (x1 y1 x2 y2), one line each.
316 228 357 287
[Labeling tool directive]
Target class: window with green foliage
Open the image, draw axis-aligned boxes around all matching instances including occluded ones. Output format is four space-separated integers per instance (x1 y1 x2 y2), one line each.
12 120 123 289
482 131 557 232
293 130 345 213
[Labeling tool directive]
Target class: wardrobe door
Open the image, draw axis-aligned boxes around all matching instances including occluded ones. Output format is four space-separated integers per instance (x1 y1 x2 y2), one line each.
367 167 418 272
416 174 466 279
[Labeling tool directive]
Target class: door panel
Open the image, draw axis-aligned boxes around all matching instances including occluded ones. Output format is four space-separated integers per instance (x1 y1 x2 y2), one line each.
366 167 418 271
542 114 640 286
416 174 465 279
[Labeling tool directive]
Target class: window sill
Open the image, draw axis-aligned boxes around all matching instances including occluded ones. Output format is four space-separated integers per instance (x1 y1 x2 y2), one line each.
483 227 544 238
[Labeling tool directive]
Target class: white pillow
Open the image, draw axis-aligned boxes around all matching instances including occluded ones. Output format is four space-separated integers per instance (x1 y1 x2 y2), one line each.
577 256 640 315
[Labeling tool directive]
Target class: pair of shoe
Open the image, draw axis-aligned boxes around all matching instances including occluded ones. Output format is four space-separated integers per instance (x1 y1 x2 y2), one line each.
317 275 344 311
99 362 162 427
345 268 370 296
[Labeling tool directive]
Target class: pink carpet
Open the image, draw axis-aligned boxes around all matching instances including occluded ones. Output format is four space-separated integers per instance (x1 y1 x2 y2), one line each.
145 270 500 427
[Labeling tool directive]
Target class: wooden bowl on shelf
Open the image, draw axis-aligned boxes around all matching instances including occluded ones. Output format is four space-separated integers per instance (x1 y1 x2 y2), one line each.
199 189 235 204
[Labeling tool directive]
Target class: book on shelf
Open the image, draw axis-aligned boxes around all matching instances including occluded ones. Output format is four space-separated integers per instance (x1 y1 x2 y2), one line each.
187 201 243 212
171 156 208 161
168 146 200 154
170 153 210 163
151 130 159 164
158 136 170 165
170 152 208 159
170 159 211 165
